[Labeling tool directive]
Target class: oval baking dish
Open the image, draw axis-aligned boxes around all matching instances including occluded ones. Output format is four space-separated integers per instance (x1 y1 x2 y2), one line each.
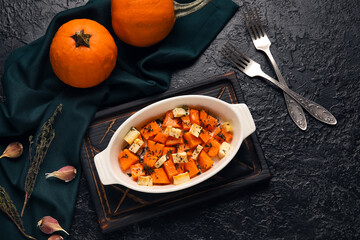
94 95 256 193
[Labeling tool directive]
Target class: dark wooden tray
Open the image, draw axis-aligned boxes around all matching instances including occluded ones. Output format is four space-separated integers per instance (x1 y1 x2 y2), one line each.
80 72 271 233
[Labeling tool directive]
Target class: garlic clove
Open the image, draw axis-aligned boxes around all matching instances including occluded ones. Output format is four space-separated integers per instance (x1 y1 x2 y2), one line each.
0 142 23 159
37 216 69 235
45 166 77 182
48 235 64 240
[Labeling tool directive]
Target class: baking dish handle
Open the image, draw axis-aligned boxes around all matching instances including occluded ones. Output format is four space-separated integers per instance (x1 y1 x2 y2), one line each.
94 149 118 185
232 103 256 139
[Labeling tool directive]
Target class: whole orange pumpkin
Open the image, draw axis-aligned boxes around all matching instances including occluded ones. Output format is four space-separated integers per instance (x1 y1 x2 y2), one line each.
50 19 118 88
111 0 211 47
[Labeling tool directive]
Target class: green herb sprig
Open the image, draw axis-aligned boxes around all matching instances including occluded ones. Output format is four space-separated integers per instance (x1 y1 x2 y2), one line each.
0 186 36 239
21 104 62 217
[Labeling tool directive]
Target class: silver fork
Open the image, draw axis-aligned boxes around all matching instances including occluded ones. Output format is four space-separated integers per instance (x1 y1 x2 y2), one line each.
221 42 337 126
244 8 307 130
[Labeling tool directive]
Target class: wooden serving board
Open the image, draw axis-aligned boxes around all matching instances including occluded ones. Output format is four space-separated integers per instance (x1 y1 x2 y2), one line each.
80 72 271 233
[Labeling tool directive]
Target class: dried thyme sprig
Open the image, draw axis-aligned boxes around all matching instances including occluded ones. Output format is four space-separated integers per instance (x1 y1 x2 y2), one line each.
21 104 63 217
0 186 37 239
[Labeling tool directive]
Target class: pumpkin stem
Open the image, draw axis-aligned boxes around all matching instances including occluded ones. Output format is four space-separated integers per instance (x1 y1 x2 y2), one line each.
71 29 92 48
174 0 211 19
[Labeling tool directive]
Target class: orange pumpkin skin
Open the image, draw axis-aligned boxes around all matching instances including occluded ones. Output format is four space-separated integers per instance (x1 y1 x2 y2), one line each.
111 0 175 47
50 19 118 88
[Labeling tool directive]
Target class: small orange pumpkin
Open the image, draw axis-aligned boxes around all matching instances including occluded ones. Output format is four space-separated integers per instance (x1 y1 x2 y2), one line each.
50 19 118 88
111 0 211 47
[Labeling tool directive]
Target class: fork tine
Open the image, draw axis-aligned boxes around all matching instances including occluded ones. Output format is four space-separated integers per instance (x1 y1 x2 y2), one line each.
221 50 246 72
253 8 266 36
245 7 260 39
221 41 254 73
225 41 251 63
221 47 246 71
243 11 256 41
247 7 264 38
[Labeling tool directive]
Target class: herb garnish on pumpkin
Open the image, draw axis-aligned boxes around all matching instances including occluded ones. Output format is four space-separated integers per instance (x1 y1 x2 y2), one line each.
143 164 155 175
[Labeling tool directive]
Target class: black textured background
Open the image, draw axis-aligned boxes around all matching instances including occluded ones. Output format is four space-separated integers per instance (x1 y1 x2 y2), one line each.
1 0 359 239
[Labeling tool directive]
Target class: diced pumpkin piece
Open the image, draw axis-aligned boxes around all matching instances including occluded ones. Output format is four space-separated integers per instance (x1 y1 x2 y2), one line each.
163 111 182 128
140 121 161 140
124 127 141 145
198 151 214 172
163 160 178 180
185 158 200 178
150 167 170 185
213 127 233 143
143 153 158 168
199 109 208 126
163 147 176 156
203 138 220 157
177 143 191 154
118 149 139 171
165 136 184 146
173 172 190 185
186 149 193 157
147 140 164 157
218 141 231 159
213 128 221 137
202 115 218 132
153 132 168 144
175 162 185 174
189 109 200 126
181 115 191 131
199 129 211 143
177 142 192 157
137 176 153 186
130 163 145 181
183 132 202 149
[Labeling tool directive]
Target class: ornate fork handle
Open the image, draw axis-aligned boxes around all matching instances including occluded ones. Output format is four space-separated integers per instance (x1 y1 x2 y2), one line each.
263 48 307 130
259 71 337 125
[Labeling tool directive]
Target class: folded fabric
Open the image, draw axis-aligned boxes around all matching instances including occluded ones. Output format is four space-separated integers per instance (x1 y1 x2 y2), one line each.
0 0 238 239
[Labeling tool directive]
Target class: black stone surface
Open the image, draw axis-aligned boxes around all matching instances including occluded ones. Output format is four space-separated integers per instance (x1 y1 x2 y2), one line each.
1 0 359 239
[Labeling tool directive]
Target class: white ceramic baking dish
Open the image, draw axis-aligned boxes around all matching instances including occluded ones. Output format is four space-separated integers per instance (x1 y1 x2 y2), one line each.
94 95 255 193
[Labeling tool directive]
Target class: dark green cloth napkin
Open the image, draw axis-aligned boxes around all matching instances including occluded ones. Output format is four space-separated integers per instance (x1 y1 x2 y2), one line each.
0 0 238 239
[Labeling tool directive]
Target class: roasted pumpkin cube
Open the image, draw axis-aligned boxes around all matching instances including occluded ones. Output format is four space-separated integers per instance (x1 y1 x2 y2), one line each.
118 149 139 171
130 163 145 181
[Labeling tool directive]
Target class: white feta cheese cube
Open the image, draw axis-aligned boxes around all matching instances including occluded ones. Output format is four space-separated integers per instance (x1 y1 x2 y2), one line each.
172 107 189 117
173 172 190 185
137 176 153 186
191 144 203 160
189 123 202 137
218 142 231 159
129 138 144 154
164 126 182 139
172 152 188 163
124 127 140 145
221 122 233 132
154 155 168 168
